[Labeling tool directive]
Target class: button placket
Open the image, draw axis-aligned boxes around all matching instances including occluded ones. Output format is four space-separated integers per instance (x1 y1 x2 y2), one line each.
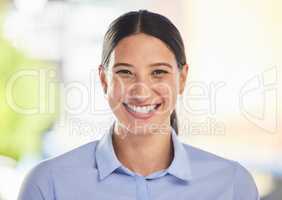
135 175 150 200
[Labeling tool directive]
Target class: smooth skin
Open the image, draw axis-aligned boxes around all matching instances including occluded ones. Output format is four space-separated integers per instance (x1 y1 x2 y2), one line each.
99 33 189 176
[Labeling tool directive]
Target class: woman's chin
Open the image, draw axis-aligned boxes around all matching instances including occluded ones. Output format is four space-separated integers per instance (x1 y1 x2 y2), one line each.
119 121 168 136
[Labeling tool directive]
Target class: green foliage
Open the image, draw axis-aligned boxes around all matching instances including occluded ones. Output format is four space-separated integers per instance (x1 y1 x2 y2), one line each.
0 7 58 160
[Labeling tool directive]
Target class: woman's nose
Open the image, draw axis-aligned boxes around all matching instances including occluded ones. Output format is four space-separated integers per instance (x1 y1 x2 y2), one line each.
128 81 152 102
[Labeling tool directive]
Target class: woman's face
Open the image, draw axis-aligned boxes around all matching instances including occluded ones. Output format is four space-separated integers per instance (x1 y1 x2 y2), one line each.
99 33 188 135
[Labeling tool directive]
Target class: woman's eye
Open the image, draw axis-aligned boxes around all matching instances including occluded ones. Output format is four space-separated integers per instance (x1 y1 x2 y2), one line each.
115 69 133 76
152 69 168 76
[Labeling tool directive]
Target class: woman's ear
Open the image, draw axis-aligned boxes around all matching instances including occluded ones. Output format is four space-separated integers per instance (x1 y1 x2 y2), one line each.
99 65 108 94
179 64 189 95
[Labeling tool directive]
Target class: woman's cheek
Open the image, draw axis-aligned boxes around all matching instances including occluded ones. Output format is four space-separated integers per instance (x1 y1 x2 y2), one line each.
153 81 177 112
108 80 124 111
154 81 176 97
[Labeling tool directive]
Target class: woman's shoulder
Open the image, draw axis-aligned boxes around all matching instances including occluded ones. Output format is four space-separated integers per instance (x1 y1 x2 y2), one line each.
181 143 253 179
181 142 237 167
24 140 100 183
181 143 259 198
18 140 101 199
44 140 99 167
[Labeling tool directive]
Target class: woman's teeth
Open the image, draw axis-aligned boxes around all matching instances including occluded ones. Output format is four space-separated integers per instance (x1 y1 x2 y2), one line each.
124 103 158 114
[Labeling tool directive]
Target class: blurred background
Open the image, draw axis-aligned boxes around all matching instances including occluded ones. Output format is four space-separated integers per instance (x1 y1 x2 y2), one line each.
0 0 281 199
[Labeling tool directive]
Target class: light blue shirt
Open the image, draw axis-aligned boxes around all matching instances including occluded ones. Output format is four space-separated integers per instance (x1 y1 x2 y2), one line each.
18 123 260 200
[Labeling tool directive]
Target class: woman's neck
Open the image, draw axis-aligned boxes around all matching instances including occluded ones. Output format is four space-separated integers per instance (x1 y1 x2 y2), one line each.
112 124 174 176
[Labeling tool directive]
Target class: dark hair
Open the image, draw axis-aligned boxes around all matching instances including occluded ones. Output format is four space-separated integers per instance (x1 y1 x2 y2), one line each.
101 10 187 135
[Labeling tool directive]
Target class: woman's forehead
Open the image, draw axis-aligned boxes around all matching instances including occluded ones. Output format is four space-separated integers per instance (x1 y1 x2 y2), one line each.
111 33 177 67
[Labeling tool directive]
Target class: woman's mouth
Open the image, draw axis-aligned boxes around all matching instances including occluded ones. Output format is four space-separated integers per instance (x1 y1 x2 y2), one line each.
122 102 162 120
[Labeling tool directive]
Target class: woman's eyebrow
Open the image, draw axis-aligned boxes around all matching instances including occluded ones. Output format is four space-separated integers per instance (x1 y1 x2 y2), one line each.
149 62 172 69
113 63 133 68
113 62 172 68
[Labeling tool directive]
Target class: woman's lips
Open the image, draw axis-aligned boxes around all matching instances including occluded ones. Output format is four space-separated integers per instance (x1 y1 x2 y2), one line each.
122 102 161 120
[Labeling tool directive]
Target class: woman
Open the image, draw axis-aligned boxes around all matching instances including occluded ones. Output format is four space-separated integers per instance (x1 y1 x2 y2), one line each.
18 10 259 200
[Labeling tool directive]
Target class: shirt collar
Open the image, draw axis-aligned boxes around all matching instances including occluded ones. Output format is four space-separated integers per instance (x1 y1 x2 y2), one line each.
166 127 193 182
95 122 121 181
95 122 193 182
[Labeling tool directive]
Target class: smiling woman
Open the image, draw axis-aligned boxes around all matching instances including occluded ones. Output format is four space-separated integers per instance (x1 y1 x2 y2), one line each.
18 10 260 200
99 31 187 137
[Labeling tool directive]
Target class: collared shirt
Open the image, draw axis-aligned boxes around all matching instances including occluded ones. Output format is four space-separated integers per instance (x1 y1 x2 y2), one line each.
18 123 260 200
